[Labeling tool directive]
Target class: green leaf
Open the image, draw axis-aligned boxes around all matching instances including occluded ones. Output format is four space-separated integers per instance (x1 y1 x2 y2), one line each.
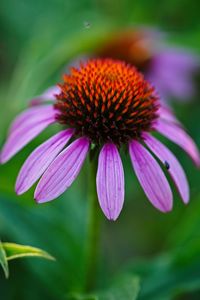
0 189 87 296
67 275 140 300
0 241 9 278
0 241 54 278
2 242 55 261
126 253 200 300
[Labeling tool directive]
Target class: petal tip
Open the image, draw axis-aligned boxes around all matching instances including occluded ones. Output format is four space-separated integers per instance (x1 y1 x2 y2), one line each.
163 208 172 213
0 151 8 164
159 198 173 213
192 150 200 168
35 198 43 204
15 179 21 194
160 202 173 213
182 195 190 205
34 195 44 204
34 189 55 204
104 210 119 221
34 190 42 203
15 182 28 196
15 187 23 195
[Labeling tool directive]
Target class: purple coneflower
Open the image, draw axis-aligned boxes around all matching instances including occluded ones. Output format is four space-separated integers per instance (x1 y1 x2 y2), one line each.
1 59 199 220
96 28 199 102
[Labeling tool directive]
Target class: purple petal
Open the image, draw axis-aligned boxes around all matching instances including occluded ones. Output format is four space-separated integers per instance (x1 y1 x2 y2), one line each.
129 140 173 212
15 129 74 195
154 119 200 167
158 106 181 125
35 137 90 203
147 49 199 100
154 50 199 72
148 69 193 101
9 105 55 135
30 86 60 106
96 143 125 221
1 117 55 164
144 133 189 203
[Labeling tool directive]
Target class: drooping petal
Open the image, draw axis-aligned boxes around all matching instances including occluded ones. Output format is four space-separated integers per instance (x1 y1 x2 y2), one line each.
15 129 74 194
35 137 90 203
9 105 55 135
30 86 60 106
1 117 55 164
96 143 125 221
144 133 189 203
158 106 181 125
154 119 200 167
129 140 173 212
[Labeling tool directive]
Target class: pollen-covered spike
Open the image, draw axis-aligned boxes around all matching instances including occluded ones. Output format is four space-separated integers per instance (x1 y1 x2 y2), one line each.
54 59 159 145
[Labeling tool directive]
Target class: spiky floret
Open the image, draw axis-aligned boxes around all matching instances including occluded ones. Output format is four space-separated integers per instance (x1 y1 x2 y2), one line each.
55 59 159 145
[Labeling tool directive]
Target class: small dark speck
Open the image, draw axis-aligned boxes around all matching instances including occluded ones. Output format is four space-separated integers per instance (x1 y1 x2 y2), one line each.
164 160 170 170
84 21 91 29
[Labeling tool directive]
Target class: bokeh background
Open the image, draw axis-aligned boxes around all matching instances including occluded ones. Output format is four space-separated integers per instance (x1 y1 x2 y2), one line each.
0 0 200 299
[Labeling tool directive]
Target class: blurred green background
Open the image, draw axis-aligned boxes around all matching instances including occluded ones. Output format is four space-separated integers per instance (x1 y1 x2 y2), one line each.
0 0 200 299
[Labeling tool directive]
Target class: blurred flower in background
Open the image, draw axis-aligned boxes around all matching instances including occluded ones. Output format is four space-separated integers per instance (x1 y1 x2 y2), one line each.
1 59 199 220
96 27 199 103
29 28 199 107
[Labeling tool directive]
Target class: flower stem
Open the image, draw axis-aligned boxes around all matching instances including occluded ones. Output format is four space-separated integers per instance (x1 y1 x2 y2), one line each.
84 157 101 292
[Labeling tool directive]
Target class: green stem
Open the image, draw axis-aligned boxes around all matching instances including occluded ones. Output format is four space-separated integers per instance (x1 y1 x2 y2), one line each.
84 157 101 292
